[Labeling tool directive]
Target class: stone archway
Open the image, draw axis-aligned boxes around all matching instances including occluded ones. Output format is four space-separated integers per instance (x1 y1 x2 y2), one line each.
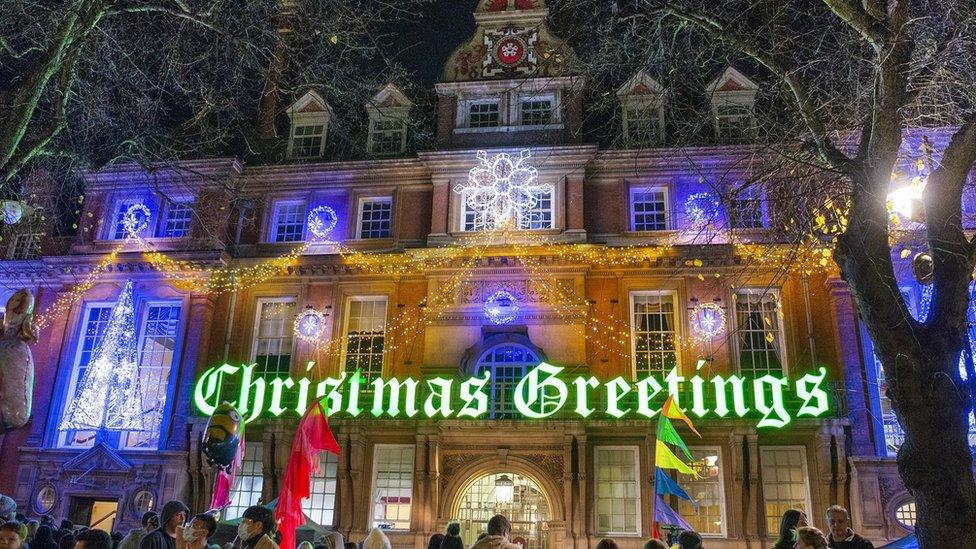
441 455 564 549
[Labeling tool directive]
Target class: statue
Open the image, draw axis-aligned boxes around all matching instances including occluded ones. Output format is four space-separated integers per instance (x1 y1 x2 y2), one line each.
0 289 36 432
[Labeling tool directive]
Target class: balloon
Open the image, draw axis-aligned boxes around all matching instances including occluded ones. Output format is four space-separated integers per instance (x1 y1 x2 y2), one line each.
0 289 36 433
912 252 934 285
202 401 242 469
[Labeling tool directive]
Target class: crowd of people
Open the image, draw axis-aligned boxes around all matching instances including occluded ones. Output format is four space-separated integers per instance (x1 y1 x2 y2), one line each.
0 492 876 549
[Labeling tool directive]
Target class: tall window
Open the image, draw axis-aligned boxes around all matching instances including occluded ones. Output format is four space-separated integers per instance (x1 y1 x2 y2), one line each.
631 292 678 378
60 302 182 450
9 233 41 259
595 447 640 535
303 452 339 526
252 299 296 379
729 190 765 229
160 201 193 237
291 124 325 159
462 190 553 231
521 98 553 126
714 103 756 141
735 290 785 376
343 297 388 386
676 448 726 537
475 345 545 419
112 201 145 239
60 305 114 448
226 442 264 519
271 201 307 243
357 198 393 239
371 444 414 530
631 188 669 231
468 102 500 128
123 303 181 449
369 119 407 155
759 446 811 536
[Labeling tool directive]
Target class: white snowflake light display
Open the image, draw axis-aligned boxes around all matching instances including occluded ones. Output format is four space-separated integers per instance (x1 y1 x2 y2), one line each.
454 149 552 230
60 280 146 432
123 204 152 238
484 290 520 324
690 302 726 341
294 307 329 343
684 192 720 230
307 206 338 240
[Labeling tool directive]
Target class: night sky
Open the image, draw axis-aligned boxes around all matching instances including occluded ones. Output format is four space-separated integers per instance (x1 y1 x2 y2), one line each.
383 0 481 85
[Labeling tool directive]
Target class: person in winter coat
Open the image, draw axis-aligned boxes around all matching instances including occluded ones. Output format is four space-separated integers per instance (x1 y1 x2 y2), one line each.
676 530 703 549
797 527 829 549
140 502 188 549
826 506 874 549
176 514 216 549
424 533 443 549
236 507 276 549
469 515 519 549
773 509 808 549
440 523 463 549
360 529 390 549
31 526 57 549
119 513 158 549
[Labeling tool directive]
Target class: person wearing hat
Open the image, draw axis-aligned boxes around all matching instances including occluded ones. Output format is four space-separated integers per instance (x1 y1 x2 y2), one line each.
140 502 188 549
0 497 16 524
236 506 276 549
120 513 158 549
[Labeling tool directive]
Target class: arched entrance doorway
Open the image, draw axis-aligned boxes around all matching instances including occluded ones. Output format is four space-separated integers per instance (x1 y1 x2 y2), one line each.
453 472 550 548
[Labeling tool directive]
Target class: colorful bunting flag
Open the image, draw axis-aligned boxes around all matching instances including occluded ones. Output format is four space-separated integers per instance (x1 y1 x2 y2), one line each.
657 415 694 461
655 440 696 476
661 395 702 438
653 493 695 530
655 468 698 511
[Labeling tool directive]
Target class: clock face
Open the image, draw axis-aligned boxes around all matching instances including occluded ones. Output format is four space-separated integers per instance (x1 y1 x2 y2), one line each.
495 36 526 66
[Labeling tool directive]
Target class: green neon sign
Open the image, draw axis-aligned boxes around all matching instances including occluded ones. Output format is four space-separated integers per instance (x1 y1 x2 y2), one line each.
193 361 831 429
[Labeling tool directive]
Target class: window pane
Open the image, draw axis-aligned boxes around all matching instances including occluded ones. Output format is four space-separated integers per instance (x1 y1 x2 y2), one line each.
476 345 542 419
359 199 392 239
113 201 145 239
303 452 339 526
624 103 663 144
371 445 414 530
273 202 306 243
631 293 678 377
729 192 764 229
344 297 388 386
226 443 264 519
632 189 669 231
735 291 784 376
676 448 725 536
370 119 406 155
60 306 114 448
122 304 182 449
595 448 639 535
254 300 296 378
521 99 553 126
469 102 500 128
293 124 325 158
160 202 194 237
463 190 553 231
760 447 810 536
10 233 41 260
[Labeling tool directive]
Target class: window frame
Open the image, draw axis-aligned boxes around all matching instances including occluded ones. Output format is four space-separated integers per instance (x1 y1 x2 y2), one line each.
249 297 298 377
57 301 116 448
732 288 788 377
621 96 665 144
340 295 389 385
225 441 265 519
107 198 149 240
158 198 195 238
593 445 642 537
676 446 728 538
9 233 41 260
289 121 327 160
367 116 408 156
303 451 340 527
728 187 768 230
629 186 671 232
268 199 308 243
462 98 503 129
518 94 556 127
369 443 415 531
629 290 681 380
711 98 757 141
356 196 394 240
458 187 555 232
758 445 813 538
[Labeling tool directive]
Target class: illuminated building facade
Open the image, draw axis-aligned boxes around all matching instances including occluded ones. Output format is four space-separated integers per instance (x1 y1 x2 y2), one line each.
0 0 966 546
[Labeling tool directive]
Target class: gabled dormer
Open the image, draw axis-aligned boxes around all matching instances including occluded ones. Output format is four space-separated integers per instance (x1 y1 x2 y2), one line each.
616 70 665 145
286 90 332 160
705 67 759 142
366 84 412 156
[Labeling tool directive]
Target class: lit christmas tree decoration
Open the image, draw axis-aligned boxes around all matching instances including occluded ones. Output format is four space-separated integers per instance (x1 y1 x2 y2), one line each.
484 290 520 324
454 149 552 230
59 280 146 432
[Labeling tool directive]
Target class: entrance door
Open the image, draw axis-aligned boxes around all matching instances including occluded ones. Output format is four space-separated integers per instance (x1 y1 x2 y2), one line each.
454 472 550 549
68 498 118 532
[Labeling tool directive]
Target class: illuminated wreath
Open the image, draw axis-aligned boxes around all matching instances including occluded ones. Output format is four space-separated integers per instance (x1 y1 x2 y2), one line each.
684 192 720 229
294 307 329 343
123 204 152 238
307 206 338 240
484 290 520 325
690 302 726 340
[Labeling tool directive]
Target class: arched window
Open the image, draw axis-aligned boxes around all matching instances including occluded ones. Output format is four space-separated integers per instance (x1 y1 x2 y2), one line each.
475 344 540 419
894 500 917 530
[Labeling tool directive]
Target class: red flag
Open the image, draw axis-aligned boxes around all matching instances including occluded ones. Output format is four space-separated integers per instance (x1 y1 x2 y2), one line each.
275 401 341 549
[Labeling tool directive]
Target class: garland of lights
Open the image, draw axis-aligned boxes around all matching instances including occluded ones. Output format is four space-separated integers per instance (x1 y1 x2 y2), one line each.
307 206 338 240
294 307 329 343
123 204 152 237
690 302 727 340
454 150 552 230
484 289 520 324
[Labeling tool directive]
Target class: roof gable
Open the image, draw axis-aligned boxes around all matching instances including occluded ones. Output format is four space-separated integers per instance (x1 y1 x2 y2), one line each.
479 0 543 11
287 90 332 118
616 69 664 97
371 83 413 109
706 67 759 95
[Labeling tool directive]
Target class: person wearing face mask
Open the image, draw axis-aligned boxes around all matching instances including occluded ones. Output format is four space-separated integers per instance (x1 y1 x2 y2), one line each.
176 515 216 549
140 501 189 549
236 507 276 549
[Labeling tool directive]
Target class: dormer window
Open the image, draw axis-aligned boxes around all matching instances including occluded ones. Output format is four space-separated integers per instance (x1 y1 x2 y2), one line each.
287 90 332 160
520 95 554 126
468 100 501 128
706 67 758 141
366 84 412 156
617 70 665 145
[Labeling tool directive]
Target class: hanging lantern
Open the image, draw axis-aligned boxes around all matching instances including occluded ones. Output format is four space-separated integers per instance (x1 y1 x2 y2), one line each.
494 474 514 504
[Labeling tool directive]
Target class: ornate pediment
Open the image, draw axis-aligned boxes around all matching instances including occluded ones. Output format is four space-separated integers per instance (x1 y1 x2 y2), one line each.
62 443 133 475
